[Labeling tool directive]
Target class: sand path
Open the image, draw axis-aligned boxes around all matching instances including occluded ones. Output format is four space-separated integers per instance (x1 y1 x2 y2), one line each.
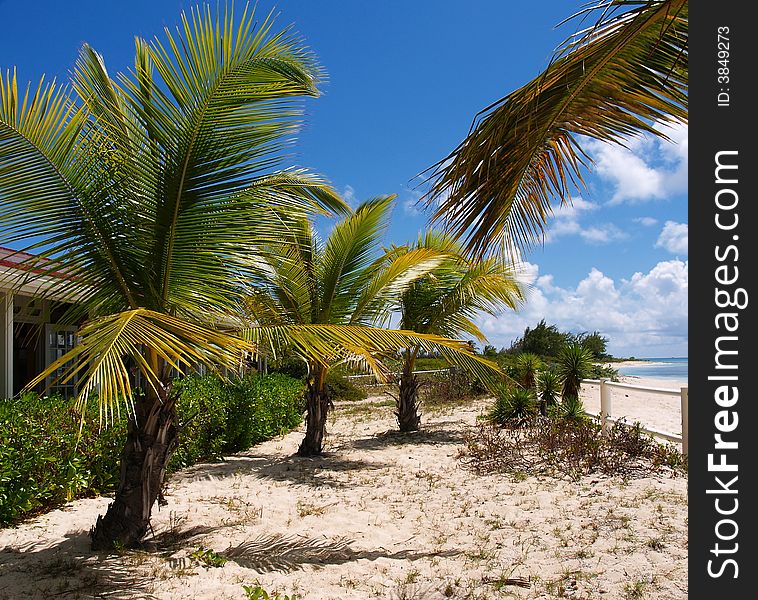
0 382 687 599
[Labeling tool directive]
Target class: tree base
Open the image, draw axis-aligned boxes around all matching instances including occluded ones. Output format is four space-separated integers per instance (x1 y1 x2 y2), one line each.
90 395 178 551
397 373 421 432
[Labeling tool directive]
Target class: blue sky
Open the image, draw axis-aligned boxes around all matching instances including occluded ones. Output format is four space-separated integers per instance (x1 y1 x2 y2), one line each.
0 0 687 358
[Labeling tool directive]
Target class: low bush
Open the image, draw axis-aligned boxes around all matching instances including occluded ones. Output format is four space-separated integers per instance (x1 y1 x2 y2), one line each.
0 394 125 525
420 368 487 407
0 373 304 526
325 371 367 403
487 387 538 427
460 418 687 480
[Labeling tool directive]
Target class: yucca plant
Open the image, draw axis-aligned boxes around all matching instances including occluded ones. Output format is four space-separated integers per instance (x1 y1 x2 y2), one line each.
536 368 561 416
394 231 524 432
488 387 538 428
515 353 542 390
557 343 594 400
0 4 497 548
241 200 502 454
556 395 590 424
425 0 687 257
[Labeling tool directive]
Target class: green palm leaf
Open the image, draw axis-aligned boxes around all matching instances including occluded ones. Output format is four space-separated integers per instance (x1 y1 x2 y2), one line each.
425 0 687 257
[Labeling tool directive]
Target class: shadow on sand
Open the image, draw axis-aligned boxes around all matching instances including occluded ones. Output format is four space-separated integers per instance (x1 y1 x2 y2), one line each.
347 419 467 451
0 528 461 598
0 531 158 600
173 453 395 490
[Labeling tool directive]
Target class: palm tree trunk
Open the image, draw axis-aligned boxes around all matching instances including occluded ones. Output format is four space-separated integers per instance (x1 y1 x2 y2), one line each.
90 385 179 550
397 348 421 432
297 364 330 456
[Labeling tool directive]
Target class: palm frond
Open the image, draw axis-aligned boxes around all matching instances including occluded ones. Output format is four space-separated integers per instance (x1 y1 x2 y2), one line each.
25 309 257 424
425 0 687 257
244 324 504 386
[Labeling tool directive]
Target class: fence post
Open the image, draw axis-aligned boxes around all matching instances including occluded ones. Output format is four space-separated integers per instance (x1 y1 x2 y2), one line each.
600 378 612 437
680 386 688 457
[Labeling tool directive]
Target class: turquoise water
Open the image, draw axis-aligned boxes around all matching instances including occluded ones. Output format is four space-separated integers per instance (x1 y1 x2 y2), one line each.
616 357 688 382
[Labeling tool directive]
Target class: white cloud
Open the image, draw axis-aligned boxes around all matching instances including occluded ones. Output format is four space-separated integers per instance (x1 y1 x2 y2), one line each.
545 197 626 244
477 259 688 357
634 216 658 227
583 123 688 204
655 221 688 255
342 184 357 206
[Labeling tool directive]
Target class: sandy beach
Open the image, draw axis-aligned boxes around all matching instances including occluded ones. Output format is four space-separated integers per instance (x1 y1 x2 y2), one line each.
0 376 688 599
581 375 687 441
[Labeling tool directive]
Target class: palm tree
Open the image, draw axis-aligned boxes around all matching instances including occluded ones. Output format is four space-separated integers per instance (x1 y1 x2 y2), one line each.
241 200 501 454
394 231 524 431
0 5 351 549
425 0 687 257
0 5 496 549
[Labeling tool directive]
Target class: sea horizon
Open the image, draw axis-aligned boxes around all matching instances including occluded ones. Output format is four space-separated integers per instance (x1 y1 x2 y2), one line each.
616 356 688 381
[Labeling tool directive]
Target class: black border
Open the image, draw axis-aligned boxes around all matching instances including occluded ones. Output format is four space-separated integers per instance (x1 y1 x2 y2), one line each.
690 2 756 596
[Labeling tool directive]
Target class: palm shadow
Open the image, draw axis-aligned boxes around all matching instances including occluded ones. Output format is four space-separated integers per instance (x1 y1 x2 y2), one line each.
0 531 158 600
218 533 461 573
172 452 395 490
348 420 466 451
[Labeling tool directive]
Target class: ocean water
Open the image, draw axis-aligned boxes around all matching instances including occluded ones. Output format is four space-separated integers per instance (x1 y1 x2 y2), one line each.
616 357 688 382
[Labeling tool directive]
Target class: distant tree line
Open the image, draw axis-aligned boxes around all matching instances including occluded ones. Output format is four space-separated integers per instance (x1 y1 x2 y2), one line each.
480 319 612 361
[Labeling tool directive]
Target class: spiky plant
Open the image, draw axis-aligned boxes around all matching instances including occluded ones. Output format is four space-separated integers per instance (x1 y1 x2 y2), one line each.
515 353 542 390
557 344 594 400
488 387 538 428
556 395 590 424
536 368 561 416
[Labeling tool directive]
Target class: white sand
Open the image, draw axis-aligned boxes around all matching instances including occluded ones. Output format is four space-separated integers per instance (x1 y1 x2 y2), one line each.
0 377 688 599
580 376 687 441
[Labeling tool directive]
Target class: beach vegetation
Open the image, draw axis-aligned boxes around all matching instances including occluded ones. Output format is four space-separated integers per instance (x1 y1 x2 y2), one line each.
536 368 561 416
515 352 542 390
557 344 594 399
0 3 500 547
392 230 523 431
0 373 304 526
241 199 502 455
243 585 297 600
462 417 687 480
487 387 538 428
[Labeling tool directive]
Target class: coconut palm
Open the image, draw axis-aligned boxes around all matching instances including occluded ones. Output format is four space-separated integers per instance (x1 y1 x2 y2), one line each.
0 5 352 549
0 5 496 549
241 200 501 454
557 344 594 400
394 231 524 431
425 0 688 257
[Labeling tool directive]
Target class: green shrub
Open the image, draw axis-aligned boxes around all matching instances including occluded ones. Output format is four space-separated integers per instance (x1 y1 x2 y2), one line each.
554 395 589 424
169 375 229 470
0 394 125 525
0 372 304 527
488 387 538 427
224 373 306 451
325 371 367 403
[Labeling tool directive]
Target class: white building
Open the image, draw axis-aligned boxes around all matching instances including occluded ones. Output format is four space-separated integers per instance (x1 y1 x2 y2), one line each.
0 246 81 399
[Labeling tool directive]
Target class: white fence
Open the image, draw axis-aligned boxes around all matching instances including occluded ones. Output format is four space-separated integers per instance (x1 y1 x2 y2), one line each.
344 368 453 385
580 378 689 456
